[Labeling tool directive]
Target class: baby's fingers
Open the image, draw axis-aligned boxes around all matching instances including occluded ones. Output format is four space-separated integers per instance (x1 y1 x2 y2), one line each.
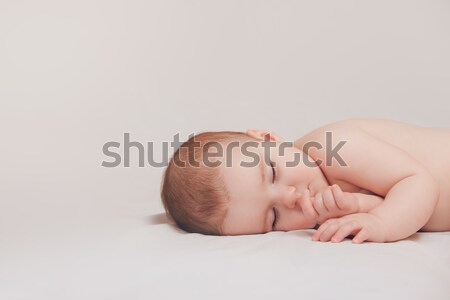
331 184 358 212
352 228 370 244
322 186 337 211
298 189 318 219
312 218 338 242
331 221 359 243
331 184 348 210
312 192 327 217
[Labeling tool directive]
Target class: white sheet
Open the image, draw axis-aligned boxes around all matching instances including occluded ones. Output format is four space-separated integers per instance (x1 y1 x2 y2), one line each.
2 211 450 299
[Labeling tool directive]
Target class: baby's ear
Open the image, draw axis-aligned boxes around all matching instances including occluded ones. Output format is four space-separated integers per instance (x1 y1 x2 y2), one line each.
246 129 284 142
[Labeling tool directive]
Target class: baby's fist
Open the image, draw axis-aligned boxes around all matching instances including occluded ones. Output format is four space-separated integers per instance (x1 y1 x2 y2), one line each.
313 184 359 225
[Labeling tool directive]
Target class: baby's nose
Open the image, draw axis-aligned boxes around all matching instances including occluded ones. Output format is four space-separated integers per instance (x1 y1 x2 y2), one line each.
283 186 300 209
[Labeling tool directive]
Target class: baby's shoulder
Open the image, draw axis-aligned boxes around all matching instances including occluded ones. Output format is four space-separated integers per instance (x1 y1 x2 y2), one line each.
294 118 415 148
293 119 364 149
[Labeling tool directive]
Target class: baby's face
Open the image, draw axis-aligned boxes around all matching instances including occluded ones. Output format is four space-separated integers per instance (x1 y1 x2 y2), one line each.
220 140 329 235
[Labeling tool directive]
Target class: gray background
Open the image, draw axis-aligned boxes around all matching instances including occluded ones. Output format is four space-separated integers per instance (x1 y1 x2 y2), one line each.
1 1 449 299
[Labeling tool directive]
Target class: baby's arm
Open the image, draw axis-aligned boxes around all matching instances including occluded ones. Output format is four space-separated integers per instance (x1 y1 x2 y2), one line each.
306 123 439 243
353 192 384 214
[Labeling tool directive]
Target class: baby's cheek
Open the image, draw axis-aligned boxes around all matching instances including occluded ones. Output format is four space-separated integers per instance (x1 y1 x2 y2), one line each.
287 213 313 231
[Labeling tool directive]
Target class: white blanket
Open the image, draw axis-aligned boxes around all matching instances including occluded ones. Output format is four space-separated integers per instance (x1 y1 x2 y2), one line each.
2 210 449 299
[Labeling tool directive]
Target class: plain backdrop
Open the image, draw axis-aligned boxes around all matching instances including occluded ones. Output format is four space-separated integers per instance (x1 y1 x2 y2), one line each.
0 1 449 299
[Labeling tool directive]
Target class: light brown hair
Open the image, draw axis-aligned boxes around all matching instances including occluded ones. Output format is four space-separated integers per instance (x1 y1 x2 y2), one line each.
160 131 252 235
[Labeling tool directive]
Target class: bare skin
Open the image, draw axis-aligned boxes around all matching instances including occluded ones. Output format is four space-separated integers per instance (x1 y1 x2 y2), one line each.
308 184 382 226
220 119 450 243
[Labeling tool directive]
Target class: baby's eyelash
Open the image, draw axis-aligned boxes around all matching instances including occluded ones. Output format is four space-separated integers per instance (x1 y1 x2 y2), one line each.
270 161 276 183
272 207 279 230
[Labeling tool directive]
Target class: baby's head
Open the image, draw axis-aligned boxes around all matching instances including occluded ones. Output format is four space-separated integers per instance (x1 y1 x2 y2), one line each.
160 131 251 235
161 130 328 236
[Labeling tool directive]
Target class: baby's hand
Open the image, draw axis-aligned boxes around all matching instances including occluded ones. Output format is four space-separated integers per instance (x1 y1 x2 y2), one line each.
313 184 359 225
312 213 386 243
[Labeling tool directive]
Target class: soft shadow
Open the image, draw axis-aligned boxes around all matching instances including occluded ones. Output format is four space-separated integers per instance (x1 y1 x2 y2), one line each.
147 212 188 234
402 233 422 243
147 212 173 225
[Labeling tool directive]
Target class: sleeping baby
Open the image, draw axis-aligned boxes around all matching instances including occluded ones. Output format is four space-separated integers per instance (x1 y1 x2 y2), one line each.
161 119 450 243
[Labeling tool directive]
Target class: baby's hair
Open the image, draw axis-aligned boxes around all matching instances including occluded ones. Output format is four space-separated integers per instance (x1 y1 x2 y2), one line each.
160 131 252 235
